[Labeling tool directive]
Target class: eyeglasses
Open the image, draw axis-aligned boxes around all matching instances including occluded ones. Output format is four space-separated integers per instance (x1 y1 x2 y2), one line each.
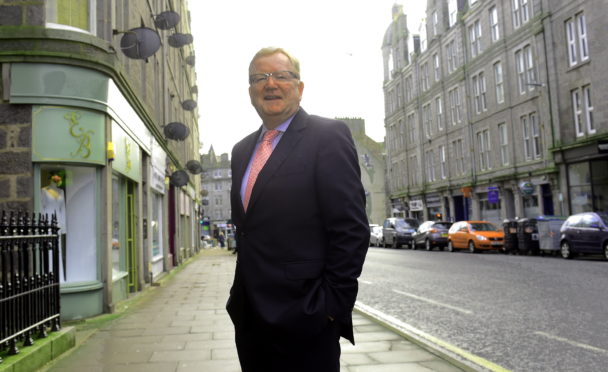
249 71 299 85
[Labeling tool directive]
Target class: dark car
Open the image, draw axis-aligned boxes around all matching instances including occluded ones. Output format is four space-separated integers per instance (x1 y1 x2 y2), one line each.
411 221 453 251
559 212 608 260
382 217 419 248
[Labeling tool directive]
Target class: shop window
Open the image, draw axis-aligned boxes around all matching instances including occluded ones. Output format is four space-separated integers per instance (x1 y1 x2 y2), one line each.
523 195 539 218
41 165 97 283
112 177 127 280
151 193 163 258
591 160 608 212
480 193 501 222
568 162 592 213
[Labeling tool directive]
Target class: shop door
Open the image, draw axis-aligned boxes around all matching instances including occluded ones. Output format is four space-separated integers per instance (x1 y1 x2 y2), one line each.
453 196 466 221
541 184 554 216
126 181 138 292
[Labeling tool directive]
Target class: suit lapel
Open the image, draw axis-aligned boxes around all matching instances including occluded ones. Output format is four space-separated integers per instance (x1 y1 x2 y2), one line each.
246 109 308 213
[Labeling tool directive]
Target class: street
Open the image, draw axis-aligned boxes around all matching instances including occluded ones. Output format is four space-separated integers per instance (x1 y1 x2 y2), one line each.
357 247 608 372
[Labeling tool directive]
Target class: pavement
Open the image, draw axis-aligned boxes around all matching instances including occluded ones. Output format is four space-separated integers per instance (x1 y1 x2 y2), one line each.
38 248 476 372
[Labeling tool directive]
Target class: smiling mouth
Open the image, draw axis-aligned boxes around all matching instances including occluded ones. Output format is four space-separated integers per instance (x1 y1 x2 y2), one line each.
264 95 281 100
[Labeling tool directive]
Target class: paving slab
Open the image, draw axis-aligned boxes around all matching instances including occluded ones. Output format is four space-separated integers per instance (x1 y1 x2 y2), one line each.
39 248 471 372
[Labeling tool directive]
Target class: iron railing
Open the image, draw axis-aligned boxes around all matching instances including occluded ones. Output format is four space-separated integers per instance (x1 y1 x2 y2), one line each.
0 211 61 363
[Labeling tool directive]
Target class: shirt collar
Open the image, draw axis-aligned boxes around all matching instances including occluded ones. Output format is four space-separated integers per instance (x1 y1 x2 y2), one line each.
259 114 295 141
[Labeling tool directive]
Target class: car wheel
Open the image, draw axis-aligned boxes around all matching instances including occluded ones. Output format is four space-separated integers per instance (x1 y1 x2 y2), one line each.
468 241 476 253
560 241 573 259
603 242 608 261
425 239 432 251
447 240 454 252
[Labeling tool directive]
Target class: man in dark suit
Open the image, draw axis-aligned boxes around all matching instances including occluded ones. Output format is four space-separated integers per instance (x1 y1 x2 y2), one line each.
227 47 369 372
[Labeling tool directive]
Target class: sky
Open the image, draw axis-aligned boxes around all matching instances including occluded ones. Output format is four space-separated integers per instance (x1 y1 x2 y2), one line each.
189 0 426 156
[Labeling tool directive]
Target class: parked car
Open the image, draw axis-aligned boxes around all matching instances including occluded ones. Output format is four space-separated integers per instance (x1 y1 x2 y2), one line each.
369 224 383 247
559 212 608 260
412 221 453 251
382 217 419 248
447 221 504 253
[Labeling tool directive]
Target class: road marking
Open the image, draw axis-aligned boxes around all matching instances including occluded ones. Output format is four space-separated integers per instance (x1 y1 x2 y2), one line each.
534 331 608 354
360 280 373 285
392 289 473 315
355 302 512 372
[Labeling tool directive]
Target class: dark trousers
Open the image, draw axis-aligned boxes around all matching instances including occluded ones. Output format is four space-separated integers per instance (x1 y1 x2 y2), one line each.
235 320 341 372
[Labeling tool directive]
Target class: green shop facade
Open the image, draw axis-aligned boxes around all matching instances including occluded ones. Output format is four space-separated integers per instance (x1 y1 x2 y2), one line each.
8 63 200 320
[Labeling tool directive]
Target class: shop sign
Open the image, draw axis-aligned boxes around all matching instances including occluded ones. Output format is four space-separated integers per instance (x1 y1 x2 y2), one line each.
519 181 535 195
488 187 499 204
461 186 472 198
112 121 142 182
150 139 166 194
150 167 165 194
32 106 105 165
425 194 441 206
409 200 424 211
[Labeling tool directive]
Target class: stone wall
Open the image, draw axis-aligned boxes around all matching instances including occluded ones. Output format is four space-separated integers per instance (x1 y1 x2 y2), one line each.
0 103 33 211
0 0 45 26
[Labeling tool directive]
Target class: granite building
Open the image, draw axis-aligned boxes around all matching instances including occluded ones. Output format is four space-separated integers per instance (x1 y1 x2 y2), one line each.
0 0 201 319
382 0 607 224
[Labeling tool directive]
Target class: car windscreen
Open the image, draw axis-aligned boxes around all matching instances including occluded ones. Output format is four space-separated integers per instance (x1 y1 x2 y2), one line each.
469 222 498 231
433 223 452 229
395 219 418 228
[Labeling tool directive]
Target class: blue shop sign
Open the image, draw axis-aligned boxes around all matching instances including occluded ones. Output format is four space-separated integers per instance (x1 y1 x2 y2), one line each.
488 187 499 204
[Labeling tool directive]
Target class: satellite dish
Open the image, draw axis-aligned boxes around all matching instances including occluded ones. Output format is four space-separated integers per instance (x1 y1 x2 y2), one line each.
186 160 203 174
170 170 189 187
181 99 197 111
154 11 181 30
168 33 193 48
120 27 161 59
163 122 190 141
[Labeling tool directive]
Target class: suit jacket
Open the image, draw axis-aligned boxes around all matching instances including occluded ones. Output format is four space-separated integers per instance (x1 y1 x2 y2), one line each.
226 108 369 344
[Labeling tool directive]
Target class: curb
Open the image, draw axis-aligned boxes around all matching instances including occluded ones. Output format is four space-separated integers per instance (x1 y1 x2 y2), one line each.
354 302 512 372
0 327 75 372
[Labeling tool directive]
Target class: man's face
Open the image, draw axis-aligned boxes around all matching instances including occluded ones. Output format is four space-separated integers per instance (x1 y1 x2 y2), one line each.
249 52 304 128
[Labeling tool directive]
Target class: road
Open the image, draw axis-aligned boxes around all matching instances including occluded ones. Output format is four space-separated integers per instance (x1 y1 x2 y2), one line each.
357 247 608 372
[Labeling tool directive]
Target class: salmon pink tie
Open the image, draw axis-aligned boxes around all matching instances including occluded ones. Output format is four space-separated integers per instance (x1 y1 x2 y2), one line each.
243 129 280 210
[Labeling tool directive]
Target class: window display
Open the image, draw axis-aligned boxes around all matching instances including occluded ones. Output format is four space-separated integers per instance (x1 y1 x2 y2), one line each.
40 166 97 283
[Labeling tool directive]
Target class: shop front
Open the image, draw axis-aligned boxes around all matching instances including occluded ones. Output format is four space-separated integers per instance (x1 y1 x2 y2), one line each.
33 105 106 320
110 121 142 302
149 140 167 280
425 193 442 221
479 186 501 225
566 159 608 214
408 198 423 221
12 62 165 319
